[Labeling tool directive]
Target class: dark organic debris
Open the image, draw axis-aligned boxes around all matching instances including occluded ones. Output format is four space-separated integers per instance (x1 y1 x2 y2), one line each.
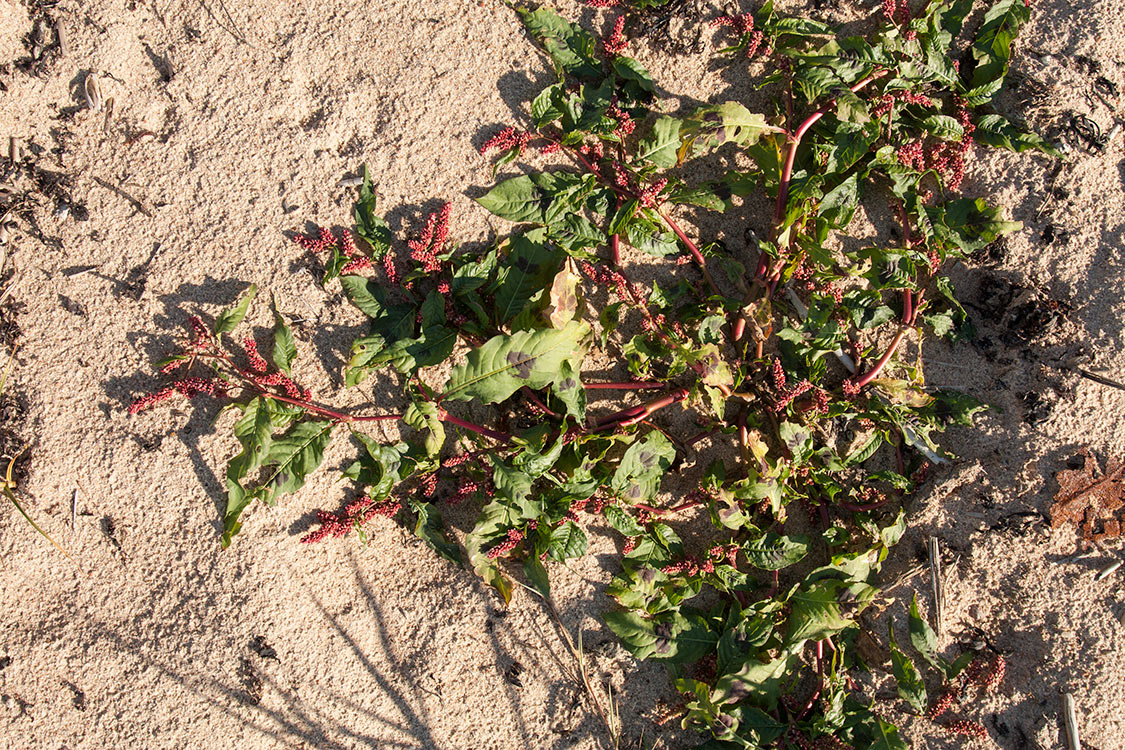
249 635 278 662
62 681 86 711
237 657 263 705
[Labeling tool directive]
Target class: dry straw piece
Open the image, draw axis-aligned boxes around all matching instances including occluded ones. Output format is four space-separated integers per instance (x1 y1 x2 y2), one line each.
1063 693 1082 750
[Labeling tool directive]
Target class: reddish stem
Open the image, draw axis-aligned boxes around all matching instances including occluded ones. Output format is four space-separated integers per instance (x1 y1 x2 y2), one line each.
521 386 560 419
633 499 704 516
853 328 906 389
583 381 665 391
657 207 720 296
760 70 887 279
438 409 513 444
590 387 689 431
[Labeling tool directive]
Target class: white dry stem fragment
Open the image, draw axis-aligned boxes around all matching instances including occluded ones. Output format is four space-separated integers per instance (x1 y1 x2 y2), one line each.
928 535 943 637
1063 693 1082 750
338 176 364 188
1094 559 1121 581
84 73 103 112
55 21 69 58
8 137 19 163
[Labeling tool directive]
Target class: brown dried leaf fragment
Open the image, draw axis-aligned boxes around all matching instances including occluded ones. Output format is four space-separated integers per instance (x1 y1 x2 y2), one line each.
1050 449 1125 541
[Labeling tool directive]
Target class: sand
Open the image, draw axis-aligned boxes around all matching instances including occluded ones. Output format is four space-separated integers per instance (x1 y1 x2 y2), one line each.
0 0 1123 748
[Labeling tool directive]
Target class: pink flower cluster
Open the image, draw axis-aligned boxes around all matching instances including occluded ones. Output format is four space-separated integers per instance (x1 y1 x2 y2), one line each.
579 260 644 306
409 203 452 274
301 495 402 543
871 89 936 118
243 336 268 373
660 556 714 576
128 377 227 414
603 16 627 57
479 126 532 156
883 0 917 38
606 104 635 139
712 13 765 57
291 226 372 276
486 528 525 559
896 101 975 188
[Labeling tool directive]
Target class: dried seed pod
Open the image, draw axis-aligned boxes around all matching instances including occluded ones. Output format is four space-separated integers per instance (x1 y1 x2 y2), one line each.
84 73 103 112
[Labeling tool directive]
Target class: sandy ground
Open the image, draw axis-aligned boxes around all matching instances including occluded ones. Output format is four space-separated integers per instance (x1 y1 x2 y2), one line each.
1 0 1124 748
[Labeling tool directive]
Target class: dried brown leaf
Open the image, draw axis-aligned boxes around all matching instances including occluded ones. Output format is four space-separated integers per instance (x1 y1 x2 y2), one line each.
1050 449 1125 541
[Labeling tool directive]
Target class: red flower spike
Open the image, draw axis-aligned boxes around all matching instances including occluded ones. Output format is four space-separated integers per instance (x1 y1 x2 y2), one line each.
341 256 374 276
128 387 177 415
944 720 987 738
480 127 532 156
409 203 452 273
243 336 268 373
603 16 627 57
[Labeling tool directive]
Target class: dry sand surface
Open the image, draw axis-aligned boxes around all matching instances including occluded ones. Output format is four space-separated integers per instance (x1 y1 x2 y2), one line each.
1 0 1125 748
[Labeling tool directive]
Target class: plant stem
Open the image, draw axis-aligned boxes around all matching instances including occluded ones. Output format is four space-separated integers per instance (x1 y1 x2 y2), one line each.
656 207 721 296
633 499 704 516
583 381 665 391
760 70 887 279
853 327 906 388
437 409 513 444
590 387 689 431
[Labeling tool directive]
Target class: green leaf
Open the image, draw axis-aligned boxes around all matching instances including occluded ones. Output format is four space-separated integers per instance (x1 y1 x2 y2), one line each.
270 297 296 374
786 579 855 644
523 553 551 598
604 504 645 537
494 230 564 323
612 56 655 96
623 212 679 257
353 166 392 255
712 652 792 710
443 321 589 404
908 592 948 673
223 419 334 547
339 275 387 319
610 430 676 503
889 623 928 713
518 8 602 80
934 198 1021 253
547 520 588 561
636 116 681 168
551 359 586 420
973 113 1063 157
819 172 861 228
213 283 258 335
605 610 717 662
970 0 1030 102
409 499 461 563
476 175 546 224
919 114 965 141
742 533 810 570
403 401 445 458
680 102 775 156
492 457 534 506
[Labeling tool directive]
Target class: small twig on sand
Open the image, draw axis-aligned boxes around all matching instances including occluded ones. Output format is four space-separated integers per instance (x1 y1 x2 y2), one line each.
71 488 78 531
1063 693 1082 750
91 176 152 218
1077 368 1125 393
928 536 942 637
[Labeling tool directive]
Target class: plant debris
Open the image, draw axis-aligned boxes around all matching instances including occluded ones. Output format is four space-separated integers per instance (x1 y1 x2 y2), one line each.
1050 450 1125 541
